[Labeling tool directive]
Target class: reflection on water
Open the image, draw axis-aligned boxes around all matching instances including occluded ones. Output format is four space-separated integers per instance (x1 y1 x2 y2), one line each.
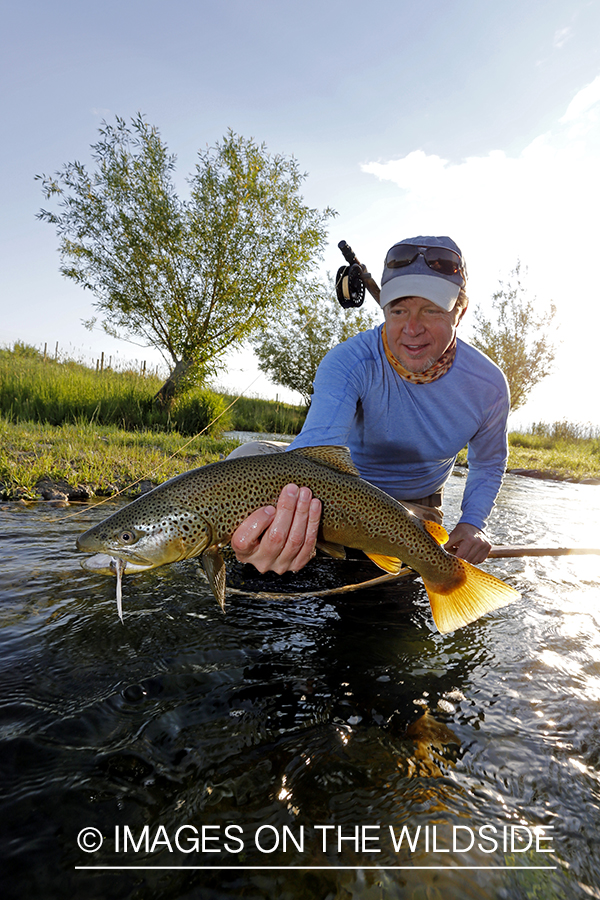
1 474 600 899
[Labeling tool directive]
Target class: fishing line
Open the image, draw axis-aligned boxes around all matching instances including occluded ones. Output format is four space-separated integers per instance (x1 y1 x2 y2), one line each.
60 298 327 522
57 372 265 522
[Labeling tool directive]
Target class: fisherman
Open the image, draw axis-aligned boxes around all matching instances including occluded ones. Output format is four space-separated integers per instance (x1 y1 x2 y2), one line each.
230 236 510 570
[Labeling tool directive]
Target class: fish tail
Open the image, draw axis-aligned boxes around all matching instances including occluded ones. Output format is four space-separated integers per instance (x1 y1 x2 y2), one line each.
422 562 519 634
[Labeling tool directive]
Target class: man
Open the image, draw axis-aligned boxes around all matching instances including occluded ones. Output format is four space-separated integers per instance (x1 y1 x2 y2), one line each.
230 236 510 572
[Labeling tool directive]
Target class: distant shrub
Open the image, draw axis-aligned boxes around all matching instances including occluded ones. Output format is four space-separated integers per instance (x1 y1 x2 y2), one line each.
171 387 232 436
225 394 306 435
0 341 44 360
509 421 600 455
529 420 599 442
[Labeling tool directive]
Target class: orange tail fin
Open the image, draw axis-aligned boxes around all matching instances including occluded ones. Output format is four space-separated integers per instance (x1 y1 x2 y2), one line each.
423 562 519 633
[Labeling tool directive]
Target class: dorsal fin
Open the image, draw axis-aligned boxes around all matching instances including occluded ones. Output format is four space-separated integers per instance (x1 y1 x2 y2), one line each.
423 520 450 545
292 445 360 476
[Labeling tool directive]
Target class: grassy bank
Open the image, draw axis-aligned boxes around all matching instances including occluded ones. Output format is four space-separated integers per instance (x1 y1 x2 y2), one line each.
0 419 239 500
506 422 600 483
454 421 600 484
2 417 599 501
0 343 307 437
0 343 307 499
1 343 598 499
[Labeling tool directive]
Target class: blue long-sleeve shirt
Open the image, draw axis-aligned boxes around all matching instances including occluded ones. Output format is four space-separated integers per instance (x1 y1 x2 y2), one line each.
288 326 510 531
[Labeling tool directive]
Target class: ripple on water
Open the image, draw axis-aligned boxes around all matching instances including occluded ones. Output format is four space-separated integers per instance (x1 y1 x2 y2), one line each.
0 476 599 898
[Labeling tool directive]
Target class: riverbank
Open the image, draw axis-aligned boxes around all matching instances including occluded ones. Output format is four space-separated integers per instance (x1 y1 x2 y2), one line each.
0 419 239 501
1 418 599 501
455 434 600 486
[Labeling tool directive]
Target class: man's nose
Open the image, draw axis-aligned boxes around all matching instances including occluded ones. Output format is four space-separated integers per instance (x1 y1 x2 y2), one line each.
402 312 424 335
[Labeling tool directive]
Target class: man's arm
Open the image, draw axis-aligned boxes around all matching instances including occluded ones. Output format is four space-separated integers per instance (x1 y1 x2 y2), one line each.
458 362 511 550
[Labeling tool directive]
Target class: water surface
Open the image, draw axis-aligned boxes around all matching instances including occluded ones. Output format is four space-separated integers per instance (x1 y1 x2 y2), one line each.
1 473 599 899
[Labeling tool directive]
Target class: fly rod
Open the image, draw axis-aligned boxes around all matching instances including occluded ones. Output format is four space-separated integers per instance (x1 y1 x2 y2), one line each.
227 545 600 601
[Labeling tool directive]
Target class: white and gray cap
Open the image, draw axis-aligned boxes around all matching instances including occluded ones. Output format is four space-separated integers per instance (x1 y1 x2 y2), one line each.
379 235 467 311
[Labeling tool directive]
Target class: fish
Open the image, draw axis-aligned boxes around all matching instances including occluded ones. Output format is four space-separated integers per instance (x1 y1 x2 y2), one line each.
76 445 519 633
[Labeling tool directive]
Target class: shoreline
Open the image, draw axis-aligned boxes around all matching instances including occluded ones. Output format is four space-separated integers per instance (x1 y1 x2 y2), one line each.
2 420 599 503
454 461 600 487
506 467 600 486
5 464 600 507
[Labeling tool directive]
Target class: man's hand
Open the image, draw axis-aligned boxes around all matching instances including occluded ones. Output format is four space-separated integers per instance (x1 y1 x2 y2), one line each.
230 484 322 575
444 522 491 565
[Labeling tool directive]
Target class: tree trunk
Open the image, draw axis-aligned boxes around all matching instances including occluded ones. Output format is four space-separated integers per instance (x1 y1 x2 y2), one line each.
153 358 194 408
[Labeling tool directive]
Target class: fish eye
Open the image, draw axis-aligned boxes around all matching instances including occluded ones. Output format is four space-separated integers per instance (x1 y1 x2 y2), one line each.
120 531 136 544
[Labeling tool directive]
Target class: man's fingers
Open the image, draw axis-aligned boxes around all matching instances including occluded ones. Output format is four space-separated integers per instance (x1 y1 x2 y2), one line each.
231 506 277 558
444 524 491 565
264 484 303 553
265 486 320 574
288 495 322 572
230 485 322 574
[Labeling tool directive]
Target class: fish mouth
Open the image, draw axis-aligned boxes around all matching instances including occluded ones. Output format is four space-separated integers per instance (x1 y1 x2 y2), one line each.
77 531 182 570
80 553 156 575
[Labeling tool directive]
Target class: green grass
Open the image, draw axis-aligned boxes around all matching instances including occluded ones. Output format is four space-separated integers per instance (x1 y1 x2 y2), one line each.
0 343 307 438
224 394 306 435
0 344 233 436
0 418 239 500
454 421 600 483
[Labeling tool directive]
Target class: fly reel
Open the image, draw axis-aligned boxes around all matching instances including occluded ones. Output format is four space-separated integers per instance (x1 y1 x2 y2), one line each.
335 240 380 308
335 262 365 309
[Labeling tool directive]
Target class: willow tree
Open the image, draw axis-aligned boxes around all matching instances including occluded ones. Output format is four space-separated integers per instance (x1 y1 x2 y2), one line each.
470 262 558 411
36 115 334 404
253 278 381 405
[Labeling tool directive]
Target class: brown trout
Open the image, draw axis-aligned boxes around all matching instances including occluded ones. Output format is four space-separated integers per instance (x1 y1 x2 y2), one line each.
77 445 518 633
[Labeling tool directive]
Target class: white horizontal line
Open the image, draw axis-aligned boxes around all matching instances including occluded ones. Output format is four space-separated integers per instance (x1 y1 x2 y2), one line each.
75 865 557 871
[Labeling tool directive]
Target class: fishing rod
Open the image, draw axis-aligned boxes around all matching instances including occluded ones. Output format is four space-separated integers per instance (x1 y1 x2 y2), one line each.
335 240 381 308
488 546 600 558
227 545 600 601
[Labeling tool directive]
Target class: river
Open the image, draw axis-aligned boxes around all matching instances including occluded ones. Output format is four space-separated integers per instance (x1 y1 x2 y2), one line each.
1 468 599 899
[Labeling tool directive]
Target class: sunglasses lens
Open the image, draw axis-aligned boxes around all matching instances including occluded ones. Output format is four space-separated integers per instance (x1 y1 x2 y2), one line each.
385 246 419 268
423 248 462 276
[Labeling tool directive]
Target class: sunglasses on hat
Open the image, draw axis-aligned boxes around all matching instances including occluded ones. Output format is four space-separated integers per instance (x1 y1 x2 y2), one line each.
385 244 466 279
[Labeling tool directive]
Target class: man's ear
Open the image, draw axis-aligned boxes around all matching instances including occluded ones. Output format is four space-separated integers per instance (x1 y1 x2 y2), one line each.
455 301 469 325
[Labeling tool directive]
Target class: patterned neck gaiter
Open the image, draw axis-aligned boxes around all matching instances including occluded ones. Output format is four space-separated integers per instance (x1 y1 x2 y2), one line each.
381 325 457 384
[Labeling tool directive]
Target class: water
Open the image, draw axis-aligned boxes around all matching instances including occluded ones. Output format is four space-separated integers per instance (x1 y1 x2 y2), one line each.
1 472 600 899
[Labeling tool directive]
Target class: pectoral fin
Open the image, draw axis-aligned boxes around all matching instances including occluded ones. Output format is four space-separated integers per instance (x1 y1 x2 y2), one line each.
316 540 346 559
201 546 227 611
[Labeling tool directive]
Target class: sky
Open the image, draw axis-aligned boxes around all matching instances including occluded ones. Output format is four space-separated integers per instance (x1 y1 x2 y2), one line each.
2 0 600 428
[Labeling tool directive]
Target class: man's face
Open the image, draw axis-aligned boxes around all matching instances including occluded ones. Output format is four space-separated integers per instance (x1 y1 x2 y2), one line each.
383 295 465 373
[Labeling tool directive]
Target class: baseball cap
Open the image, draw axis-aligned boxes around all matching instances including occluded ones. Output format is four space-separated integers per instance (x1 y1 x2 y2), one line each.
379 236 467 311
